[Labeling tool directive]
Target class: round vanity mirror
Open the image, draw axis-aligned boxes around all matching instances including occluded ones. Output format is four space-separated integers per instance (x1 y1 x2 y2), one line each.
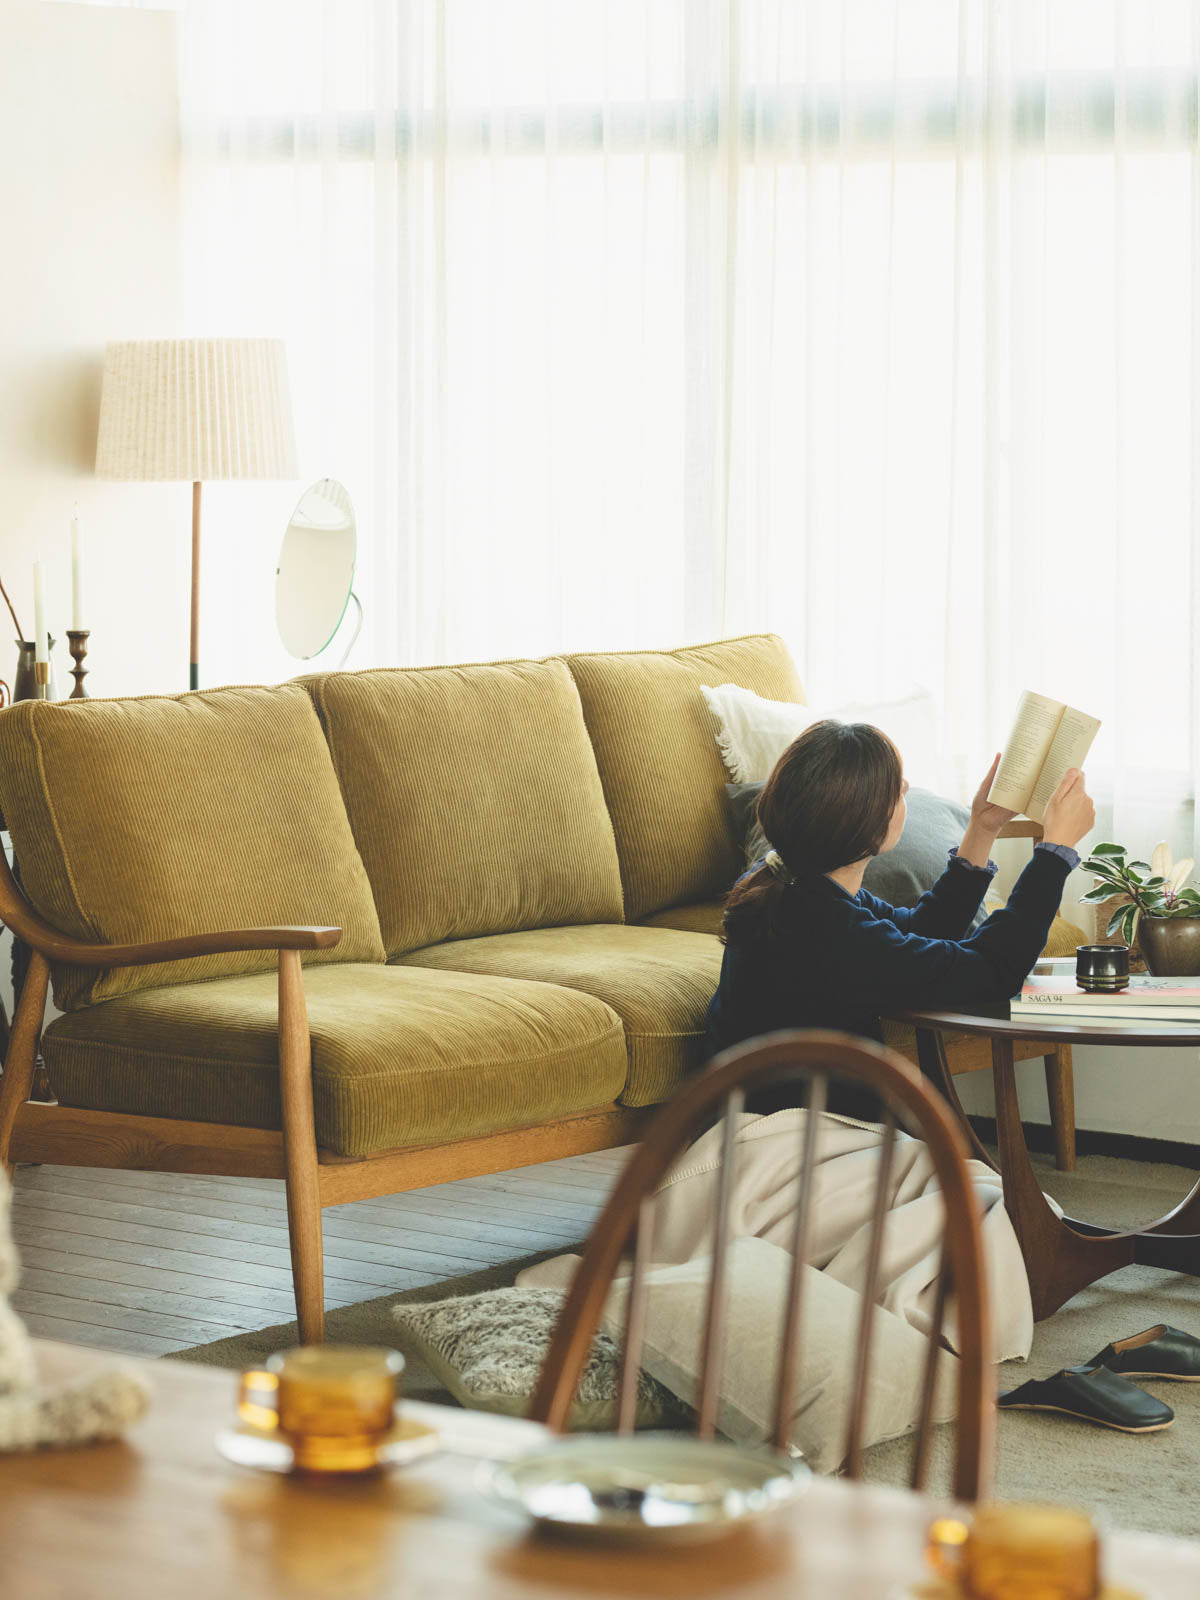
276 478 357 659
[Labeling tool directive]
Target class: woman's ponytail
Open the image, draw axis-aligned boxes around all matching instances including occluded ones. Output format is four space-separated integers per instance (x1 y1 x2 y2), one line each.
720 719 902 944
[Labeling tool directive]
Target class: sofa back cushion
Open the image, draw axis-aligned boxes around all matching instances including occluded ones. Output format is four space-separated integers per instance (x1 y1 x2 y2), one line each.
304 658 624 956
0 685 386 1010
563 634 804 920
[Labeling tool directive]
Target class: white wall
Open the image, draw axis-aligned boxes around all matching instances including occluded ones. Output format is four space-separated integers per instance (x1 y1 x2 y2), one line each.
0 0 182 701
0 0 182 1019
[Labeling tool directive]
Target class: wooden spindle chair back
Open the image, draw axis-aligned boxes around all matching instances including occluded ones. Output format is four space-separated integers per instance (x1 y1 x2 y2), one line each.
529 1030 994 1502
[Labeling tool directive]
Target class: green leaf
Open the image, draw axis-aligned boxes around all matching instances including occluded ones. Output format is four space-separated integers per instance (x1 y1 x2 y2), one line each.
1142 876 1167 889
1080 863 1125 884
1107 905 1131 937
1078 885 1129 905
1122 906 1138 945
1127 861 1151 874
1088 843 1127 858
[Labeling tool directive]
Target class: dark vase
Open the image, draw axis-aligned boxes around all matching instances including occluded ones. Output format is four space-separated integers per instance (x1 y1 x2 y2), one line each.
1138 916 1200 977
13 638 58 702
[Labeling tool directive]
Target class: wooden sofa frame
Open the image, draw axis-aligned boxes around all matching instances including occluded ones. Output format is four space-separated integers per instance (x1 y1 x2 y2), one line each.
0 854 651 1344
0 819 1076 1344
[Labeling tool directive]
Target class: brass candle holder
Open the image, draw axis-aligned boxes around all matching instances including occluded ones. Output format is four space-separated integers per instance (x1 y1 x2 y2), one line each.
66 630 90 699
33 660 49 701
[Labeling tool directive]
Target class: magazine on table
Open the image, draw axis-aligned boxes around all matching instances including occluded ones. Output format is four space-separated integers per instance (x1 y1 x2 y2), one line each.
1012 974 1200 1021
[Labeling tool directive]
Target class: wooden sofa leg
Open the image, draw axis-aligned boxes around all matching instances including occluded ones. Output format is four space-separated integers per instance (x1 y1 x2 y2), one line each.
0 951 49 1177
279 951 325 1343
1044 1046 1076 1174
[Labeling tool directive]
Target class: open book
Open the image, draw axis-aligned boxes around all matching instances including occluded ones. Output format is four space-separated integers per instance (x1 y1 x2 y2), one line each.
986 691 1101 823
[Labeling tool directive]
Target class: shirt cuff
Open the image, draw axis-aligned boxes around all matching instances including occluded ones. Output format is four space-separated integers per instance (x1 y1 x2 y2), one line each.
947 847 998 877
1035 840 1081 871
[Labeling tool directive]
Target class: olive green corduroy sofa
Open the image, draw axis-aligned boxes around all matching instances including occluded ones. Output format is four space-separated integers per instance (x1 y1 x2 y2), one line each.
0 632 1084 1341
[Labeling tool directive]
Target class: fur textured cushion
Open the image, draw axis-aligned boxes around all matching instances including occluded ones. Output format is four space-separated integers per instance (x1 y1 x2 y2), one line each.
393 1286 686 1430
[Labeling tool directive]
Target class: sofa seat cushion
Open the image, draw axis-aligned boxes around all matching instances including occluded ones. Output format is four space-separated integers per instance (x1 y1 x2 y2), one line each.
0 685 385 1011
639 901 723 937
563 634 805 922
41 964 628 1160
394 926 723 1107
303 657 623 957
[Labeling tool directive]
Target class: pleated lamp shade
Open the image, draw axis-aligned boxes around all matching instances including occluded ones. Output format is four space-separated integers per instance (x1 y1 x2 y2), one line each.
95 338 298 482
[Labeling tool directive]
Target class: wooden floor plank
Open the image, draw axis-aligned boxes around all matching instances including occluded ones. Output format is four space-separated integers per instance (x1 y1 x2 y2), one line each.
11 1287 246 1346
14 1309 180 1357
15 1171 575 1252
8 1150 617 1358
14 1267 288 1330
14 1244 358 1317
10 1190 499 1277
8 1220 406 1300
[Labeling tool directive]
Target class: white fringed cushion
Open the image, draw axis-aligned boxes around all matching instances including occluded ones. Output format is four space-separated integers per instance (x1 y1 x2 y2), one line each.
392 1287 685 1431
700 682 821 784
701 681 947 790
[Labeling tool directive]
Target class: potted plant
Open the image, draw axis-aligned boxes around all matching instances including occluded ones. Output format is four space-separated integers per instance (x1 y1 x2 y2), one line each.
1080 841 1200 976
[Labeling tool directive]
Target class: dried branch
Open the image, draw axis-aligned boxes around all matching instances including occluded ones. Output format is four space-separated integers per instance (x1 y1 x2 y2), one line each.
0 574 24 643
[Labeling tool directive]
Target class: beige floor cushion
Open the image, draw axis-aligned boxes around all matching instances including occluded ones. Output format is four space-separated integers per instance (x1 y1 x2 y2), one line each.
595 1238 957 1475
394 925 723 1107
41 964 627 1160
0 685 385 1011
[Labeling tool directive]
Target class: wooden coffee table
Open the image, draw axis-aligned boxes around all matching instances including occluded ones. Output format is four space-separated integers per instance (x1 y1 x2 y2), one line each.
5 1342 1200 1596
890 1003 1200 1320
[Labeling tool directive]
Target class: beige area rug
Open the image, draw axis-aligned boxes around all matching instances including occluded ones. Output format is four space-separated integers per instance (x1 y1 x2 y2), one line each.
165 1244 572 1406
170 1152 1200 1539
866 1151 1200 1540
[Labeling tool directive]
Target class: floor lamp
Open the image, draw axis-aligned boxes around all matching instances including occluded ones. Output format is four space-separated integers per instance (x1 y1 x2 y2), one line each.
95 339 299 690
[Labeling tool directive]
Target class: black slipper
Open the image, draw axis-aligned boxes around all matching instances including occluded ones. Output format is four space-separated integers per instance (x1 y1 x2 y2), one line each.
1090 1323 1200 1382
998 1364 1174 1433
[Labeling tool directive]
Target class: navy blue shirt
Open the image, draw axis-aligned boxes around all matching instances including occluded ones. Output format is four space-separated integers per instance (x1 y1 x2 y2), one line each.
706 844 1076 1117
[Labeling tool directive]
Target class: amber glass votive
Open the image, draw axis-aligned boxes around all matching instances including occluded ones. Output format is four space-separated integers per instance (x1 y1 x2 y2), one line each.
267 1345 404 1473
930 1503 1101 1600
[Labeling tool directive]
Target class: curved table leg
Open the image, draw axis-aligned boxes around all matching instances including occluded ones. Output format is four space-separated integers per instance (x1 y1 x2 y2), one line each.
990 1036 1134 1320
912 1028 999 1172
909 1022 1200 1318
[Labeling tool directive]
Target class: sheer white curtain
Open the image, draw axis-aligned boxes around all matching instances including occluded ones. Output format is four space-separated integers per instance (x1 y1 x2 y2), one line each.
134 0 1200 857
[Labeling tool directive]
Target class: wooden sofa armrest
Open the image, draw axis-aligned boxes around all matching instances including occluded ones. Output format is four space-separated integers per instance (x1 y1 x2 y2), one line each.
997 820 1044 841
27 923 343 969
0 848 341 968
0 852 330 1339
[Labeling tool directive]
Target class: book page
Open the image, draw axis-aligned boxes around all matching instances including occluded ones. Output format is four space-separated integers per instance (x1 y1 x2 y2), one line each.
1025 704 1101 822
987 691 1065 813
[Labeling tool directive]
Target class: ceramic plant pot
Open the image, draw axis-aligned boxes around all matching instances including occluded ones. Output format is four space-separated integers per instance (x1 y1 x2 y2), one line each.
1138 916 1200 977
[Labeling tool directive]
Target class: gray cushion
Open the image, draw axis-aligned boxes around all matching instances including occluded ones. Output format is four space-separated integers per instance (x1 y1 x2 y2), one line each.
725 782 987 932
391 1286 687 1431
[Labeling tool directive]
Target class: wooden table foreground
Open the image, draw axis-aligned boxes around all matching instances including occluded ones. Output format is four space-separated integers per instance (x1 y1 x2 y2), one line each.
3 1343 1200 1599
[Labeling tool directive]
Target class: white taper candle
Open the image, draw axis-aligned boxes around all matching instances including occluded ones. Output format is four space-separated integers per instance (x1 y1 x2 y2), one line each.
33 560 47 663
71 508 84 630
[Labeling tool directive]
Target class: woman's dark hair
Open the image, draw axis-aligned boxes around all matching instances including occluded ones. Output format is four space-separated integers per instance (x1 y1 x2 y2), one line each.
722 720 903 942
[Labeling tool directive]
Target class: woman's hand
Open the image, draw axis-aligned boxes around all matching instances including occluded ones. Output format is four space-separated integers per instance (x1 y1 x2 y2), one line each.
1041 768 1095 849
970 754 1017 837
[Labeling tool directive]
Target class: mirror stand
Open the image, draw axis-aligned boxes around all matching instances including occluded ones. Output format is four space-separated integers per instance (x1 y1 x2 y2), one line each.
334 592 363 669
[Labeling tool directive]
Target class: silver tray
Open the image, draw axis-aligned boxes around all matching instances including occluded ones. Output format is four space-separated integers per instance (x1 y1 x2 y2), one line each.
484 1431 809 1545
